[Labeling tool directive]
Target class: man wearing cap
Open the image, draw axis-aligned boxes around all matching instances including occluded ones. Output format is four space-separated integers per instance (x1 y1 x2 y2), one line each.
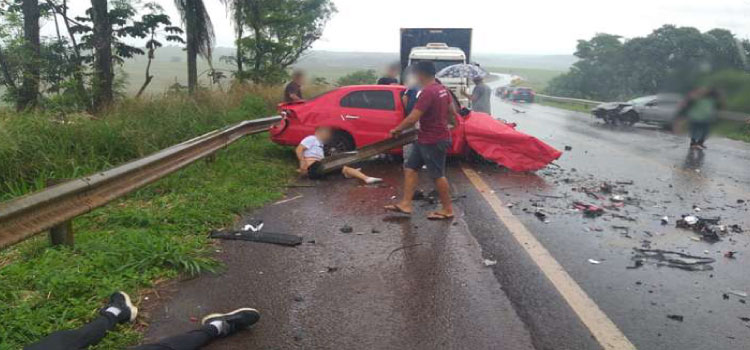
462 76 491 114
385 61 455 220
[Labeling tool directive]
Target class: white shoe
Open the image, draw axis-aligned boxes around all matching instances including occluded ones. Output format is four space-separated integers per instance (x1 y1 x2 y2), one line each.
365 177 383 184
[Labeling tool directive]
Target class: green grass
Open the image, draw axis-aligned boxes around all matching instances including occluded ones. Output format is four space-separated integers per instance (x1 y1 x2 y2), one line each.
487 66 564 91
0 92 296 349
713 120 750 142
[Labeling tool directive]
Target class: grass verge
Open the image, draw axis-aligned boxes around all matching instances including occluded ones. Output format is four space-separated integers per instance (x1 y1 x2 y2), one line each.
535 98 593 113
0 92 296 349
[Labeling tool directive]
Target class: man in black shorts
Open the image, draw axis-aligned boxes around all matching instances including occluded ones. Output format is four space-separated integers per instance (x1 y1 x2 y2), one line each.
385 61 456 220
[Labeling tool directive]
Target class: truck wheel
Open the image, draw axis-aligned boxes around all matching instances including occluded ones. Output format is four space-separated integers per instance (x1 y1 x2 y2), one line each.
325 130 355 156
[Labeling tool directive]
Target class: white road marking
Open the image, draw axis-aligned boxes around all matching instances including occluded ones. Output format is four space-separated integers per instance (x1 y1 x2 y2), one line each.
462 166 637 350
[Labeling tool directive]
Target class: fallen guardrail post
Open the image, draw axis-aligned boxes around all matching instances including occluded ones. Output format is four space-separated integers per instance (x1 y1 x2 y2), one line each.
0 116 281 250
309 129 418 177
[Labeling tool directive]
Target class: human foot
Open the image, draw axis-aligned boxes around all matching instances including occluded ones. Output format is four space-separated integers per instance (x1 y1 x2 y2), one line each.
202 308 261 336
100 291 138 323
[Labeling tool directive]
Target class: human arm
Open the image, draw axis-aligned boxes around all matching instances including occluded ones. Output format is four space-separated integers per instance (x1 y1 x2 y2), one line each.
295 144 308 173
390 109 424 137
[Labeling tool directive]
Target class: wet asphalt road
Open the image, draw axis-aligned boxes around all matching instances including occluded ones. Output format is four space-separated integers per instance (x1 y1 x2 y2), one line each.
143 83 750 349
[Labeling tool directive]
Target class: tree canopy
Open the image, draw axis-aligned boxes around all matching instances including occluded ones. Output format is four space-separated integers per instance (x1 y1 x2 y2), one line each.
546 25 750 101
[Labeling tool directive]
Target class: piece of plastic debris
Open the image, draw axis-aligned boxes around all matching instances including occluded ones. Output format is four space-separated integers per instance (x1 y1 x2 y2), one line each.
661 216 669 225
483 259 498 267
667 314 684 322
632 248 715 271
588 259 601 265
683 216 699 225
340 225 354 234
610 195 625 203
724 251 737 259
728 290 748 298
564 145 573 151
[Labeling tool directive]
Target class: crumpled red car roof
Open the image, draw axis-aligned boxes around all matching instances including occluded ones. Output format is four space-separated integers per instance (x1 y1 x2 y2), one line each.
462 113 562 172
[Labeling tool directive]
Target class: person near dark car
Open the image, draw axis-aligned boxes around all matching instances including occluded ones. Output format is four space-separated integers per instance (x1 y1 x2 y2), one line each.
678 87 724 149
284 70 305 102
385 61 456 221
25 291 260 350
377 64 400 85
461 76 491 114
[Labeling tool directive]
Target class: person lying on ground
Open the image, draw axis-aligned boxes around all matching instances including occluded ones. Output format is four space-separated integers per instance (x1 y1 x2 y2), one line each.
25 291 260 350
295 126 383 184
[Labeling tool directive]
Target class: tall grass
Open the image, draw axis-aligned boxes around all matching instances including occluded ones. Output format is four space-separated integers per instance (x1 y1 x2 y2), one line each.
0 86 298 349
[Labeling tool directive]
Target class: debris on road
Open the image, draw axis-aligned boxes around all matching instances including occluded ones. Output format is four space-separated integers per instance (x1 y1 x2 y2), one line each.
661 216 669 225
727 290 748 298
340 225 354 234
573 201 604 217
534 210 550 223
676 215 722 242
564 145 573 151
666 314 684 322
273 195 303 205
724 251 737 259
631 248 715 271
588 259 601 265
483 259 498 267
210 229 303 247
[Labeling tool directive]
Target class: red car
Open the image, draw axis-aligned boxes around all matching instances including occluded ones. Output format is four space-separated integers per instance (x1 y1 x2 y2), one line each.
270 85 561 172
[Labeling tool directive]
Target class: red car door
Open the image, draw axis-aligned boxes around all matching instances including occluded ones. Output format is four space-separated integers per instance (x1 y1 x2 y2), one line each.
337 89 405 147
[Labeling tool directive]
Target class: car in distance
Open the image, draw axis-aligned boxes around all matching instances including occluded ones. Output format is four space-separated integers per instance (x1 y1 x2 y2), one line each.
509 87 535 103
591 94 683 126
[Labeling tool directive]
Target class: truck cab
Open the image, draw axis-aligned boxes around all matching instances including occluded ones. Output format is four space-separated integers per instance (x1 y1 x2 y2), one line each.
408 43 469 106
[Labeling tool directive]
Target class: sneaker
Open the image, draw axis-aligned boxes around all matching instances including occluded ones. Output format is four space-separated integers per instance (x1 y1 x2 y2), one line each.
202 308 260 336
101 291 138 323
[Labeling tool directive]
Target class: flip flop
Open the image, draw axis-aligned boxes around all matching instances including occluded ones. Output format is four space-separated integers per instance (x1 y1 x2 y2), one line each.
427 212 455 221
384 204 412 215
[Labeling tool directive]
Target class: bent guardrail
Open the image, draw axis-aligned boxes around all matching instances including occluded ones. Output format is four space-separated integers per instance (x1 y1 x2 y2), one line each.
534 94 749 122
0 116 281 249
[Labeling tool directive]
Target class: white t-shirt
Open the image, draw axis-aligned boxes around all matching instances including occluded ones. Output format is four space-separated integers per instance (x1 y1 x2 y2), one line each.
300 135 325 160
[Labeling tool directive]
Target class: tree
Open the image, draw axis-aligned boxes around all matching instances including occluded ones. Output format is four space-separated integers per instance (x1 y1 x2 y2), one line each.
220 0 244 80
136 2 184 97
336 69 377 86
174 0 214 93
90 0 112 112
239 0 335 84
17 0 40 110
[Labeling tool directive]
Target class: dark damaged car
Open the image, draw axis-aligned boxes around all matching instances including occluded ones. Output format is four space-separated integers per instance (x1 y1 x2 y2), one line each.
591 94 683 127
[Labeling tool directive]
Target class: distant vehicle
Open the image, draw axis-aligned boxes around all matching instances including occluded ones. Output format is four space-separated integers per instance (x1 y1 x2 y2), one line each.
591 94 682 126
269 84 562 171
509 87 535 103
400 28 473 107
495 86 510 98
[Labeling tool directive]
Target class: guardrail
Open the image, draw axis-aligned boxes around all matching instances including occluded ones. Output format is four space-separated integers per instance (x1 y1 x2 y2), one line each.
0 116 281 249
534 94 750 122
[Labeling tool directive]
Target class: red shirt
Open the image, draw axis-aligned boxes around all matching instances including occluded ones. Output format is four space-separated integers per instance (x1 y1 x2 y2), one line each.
414 82 452 144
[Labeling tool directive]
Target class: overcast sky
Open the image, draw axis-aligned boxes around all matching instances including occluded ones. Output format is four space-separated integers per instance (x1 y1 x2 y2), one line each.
45 0 750 55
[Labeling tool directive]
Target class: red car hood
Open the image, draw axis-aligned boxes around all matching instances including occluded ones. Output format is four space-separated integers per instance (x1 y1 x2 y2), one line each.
463 113 562 172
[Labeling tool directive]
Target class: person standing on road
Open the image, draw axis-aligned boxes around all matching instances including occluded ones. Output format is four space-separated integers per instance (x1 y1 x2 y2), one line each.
377 64 400 85
400 71 422 166
462 76 491 114
678 87 723 149
284 70 305 103
385 61 455 220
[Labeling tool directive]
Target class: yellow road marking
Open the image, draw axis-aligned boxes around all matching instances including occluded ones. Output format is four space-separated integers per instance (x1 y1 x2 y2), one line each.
462 166 637 350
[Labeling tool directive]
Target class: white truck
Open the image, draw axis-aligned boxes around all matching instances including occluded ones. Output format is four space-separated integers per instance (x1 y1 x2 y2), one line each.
400 28 473 106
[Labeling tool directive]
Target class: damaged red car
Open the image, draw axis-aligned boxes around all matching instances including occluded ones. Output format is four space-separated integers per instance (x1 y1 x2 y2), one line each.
270 85 561 172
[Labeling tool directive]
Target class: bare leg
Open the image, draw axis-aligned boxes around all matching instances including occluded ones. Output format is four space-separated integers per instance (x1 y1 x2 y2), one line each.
395 168 419 212
342 166 381 184
434 177 454 216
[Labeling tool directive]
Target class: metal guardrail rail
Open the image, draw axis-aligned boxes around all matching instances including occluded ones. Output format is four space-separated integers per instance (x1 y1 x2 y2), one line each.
534 94 750 122
0 116 281 249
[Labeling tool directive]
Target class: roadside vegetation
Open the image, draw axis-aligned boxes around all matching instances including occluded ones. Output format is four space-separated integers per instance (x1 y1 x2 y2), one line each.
487 66 563 91
0 0 337 348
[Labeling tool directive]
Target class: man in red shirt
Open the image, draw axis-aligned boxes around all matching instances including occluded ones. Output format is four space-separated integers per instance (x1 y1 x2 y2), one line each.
385 61 456 220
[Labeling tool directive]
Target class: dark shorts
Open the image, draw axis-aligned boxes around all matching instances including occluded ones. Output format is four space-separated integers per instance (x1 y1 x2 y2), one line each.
405 140 451 179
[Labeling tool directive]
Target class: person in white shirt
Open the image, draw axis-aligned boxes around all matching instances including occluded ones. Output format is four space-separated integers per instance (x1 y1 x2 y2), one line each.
296 127 383 184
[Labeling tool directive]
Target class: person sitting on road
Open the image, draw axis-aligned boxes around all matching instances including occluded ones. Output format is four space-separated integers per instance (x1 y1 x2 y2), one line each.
377 64 400 85
25 291 260 350
461 76 491 114
296 126 383 184
284 70 305 103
